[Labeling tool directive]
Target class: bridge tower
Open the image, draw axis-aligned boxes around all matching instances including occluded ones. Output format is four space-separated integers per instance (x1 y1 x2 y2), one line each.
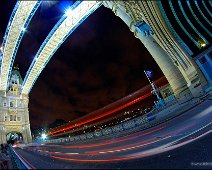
0 66 32 144
103 1 207 102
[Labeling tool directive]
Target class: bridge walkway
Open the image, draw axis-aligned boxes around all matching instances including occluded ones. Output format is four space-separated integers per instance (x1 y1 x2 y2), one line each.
0 148 13 169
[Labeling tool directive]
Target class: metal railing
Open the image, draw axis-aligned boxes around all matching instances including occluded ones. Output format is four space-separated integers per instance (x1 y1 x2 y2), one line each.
46 112 159 144
46 98 199 144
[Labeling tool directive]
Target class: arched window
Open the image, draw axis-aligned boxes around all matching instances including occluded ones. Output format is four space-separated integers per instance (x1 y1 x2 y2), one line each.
10 102 14 107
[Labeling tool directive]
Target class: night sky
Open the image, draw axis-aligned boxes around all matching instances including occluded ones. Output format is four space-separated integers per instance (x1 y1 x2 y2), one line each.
0 1 164 128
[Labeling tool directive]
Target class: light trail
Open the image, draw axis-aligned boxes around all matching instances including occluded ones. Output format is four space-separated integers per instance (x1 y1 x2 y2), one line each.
28 129 211 163
62 126 165 149
15 100 211 167
29 137 163 157
51 129 211 163
49 92 152 135
86 136 170 155
28 124 192 158
85 124 193 155
51 155 137 162
49 77 167 136
128 129 212 158
167 121 212 147
24 126 166 158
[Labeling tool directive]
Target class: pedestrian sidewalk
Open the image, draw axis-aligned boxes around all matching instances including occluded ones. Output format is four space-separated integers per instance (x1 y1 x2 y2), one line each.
0 151 13 169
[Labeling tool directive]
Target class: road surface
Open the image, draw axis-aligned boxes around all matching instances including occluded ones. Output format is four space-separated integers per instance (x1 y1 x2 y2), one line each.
13 97 212 169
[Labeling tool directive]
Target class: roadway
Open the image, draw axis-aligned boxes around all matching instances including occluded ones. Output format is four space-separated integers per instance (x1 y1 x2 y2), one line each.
13 97 212 169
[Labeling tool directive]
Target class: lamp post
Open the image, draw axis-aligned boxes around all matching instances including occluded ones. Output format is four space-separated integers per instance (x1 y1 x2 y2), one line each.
144 70 165 108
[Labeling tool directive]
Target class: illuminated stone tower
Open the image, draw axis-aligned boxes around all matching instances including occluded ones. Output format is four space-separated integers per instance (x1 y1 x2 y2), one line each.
0 66 32 144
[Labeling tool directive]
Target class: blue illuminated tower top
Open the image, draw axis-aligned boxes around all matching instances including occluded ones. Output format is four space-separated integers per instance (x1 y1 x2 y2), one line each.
7 66 23 95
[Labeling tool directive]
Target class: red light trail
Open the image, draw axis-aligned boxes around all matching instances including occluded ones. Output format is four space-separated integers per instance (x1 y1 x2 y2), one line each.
49 92 152 135
49 77 168 136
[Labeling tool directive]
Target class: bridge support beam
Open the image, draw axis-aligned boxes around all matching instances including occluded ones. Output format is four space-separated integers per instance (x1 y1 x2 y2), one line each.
103 2 192 101
135 31 192 101
0 127 6 144
21 124 32 144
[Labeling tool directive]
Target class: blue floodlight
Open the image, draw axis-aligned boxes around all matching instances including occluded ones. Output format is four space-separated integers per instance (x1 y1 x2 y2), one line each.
65 8 73 17
22 27 26 32
65 1 82 17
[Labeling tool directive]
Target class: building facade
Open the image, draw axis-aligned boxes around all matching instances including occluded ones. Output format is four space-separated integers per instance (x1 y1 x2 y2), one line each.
0 67 32 144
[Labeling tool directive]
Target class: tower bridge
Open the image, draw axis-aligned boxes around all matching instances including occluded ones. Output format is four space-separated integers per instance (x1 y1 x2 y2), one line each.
0 0 211 144
0 1 41 92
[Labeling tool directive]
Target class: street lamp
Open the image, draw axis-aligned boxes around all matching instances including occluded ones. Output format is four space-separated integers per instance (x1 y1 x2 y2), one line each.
200 43 206 48
41 133 47 140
